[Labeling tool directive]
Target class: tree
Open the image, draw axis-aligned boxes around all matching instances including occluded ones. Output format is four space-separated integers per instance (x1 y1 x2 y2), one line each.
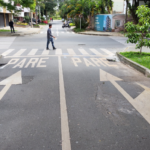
0 0 22 12
125 0 150 24
125 5 150 54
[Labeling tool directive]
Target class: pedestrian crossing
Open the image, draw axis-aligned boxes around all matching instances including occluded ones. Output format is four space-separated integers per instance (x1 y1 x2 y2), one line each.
2 48 115 57
40 31 75 34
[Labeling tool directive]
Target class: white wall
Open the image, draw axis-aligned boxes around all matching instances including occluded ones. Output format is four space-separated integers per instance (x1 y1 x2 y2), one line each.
112 0 124 13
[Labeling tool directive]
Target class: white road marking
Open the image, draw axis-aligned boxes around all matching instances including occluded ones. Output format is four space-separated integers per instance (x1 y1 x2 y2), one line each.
28 49 38 56
90 48 103 56
42 49 49 55
58 56 71 150
79 49 89 55
67 49 76 55
55 49 62 55
13 49 26 56
0 71 22 100
100 69 150 124
2 49 14 56
100 48 114 55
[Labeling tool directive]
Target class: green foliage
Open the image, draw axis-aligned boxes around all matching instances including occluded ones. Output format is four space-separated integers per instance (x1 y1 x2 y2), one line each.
125 5 150 54
0 29 11 32
24 16 30 23
59 0 113 29
41 16 45 22
16 22 28 25
74 18 88 29
73 28 85 33
69 23 75 26
120 51 150 69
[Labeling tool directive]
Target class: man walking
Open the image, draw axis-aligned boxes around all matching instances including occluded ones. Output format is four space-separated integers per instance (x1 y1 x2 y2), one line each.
47 24 56 50
9 20 15 33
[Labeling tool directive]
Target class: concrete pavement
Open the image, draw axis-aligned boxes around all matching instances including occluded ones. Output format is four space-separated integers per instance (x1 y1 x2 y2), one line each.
0 20 150 150
0 25 44 36
78 30 124 37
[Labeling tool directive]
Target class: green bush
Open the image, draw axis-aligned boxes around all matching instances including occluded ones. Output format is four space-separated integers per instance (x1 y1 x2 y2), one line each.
69 23 75 26
74 18 88 29
24 16 30 23
41 16 45 22
73 28 85 33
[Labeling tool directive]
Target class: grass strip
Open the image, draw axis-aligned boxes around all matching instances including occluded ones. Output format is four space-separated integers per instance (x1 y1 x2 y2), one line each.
73 28 85 33
120 51 150 69
0 29 11 32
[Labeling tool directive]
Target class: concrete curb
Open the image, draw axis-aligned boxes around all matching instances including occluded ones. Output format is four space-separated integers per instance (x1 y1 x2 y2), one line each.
117 52 150 77
77 32 124 37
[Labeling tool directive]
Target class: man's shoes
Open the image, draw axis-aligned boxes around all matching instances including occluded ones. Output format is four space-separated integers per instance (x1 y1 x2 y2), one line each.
46 48 50 50
53 47 56 50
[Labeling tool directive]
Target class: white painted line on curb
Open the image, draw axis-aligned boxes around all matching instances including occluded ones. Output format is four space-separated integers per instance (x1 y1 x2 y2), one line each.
58 56 71 150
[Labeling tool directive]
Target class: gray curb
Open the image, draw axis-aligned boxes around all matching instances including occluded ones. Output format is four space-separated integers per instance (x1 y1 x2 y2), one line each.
117 52 150 77
77 32 124 37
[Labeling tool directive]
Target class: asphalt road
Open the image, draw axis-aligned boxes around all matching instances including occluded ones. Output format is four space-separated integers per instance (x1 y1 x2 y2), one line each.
0 20 150 150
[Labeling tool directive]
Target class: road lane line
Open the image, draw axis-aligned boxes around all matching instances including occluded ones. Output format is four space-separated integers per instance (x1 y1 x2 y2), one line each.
100 48 114 55
78 49 89 55
42 49 49 55
2 49 14 56
55 49 62 55
90 48 103 56
28 49 38 56
58 56 71 150
13 49 26 56
67 49 76 55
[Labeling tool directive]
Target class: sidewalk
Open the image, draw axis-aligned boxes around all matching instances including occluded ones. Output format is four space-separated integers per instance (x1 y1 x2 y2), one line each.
78 30 124 37
0 25 44 36
123 46 150 53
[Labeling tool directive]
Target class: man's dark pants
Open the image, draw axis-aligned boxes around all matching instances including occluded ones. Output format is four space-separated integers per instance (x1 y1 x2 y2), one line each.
10 26 15 33
47 38 54 49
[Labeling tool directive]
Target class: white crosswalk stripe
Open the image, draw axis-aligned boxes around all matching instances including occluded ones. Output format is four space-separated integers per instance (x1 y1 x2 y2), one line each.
67 49 76 55
79 49 89 55
55 49 62 55
90 49 103 56
100 48 114 55
28 49 38 56
2 48 113 57
13 49 26 56
2 49 14 56
42 49 49 55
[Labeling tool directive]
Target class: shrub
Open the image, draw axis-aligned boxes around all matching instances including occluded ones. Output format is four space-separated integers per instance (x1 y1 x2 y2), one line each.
16 22 28 26
74 18 88 29
24 16 30 23
33 24 40 27
41 16 45 22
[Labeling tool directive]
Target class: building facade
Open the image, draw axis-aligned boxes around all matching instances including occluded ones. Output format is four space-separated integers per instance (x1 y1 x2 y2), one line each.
0 0 14 28
15 4 31 21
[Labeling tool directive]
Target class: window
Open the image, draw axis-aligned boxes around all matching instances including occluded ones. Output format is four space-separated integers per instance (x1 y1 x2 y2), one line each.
115 20 120 27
